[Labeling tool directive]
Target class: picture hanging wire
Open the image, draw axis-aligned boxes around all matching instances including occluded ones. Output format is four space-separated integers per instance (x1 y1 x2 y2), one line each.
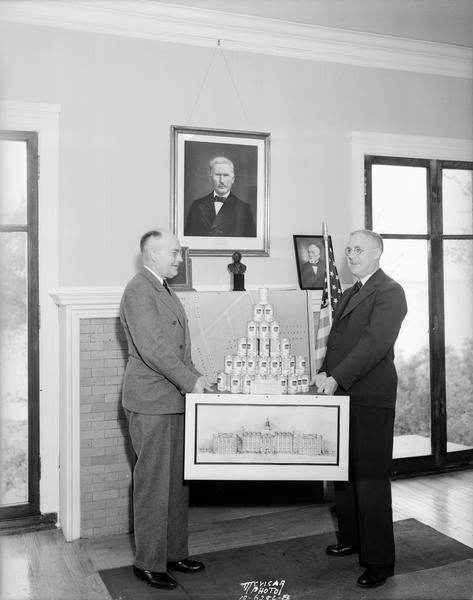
186 39 252 128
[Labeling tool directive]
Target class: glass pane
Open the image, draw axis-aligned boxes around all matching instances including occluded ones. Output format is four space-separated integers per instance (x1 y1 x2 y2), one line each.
0 232 29 506
0 140 27 225
442 169 473 234
444 240 473 452
372 164 427 234
380 240 431 458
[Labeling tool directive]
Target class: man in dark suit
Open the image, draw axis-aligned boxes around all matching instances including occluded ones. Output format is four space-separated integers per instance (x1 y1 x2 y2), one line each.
120 229 212 590
184 156 256 237
314 229 407 589
300 242 325 288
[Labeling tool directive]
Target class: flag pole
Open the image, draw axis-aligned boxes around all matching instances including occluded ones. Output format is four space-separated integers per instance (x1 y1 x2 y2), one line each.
322 222 333 326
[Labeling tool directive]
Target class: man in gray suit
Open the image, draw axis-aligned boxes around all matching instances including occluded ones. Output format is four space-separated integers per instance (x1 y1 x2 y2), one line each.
120 229 212 590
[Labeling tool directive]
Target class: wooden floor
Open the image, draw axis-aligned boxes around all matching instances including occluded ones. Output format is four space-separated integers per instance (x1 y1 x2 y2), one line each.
1 469 472 600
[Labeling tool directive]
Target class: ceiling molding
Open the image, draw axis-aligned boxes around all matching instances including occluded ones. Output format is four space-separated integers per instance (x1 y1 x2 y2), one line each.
1 0 472 79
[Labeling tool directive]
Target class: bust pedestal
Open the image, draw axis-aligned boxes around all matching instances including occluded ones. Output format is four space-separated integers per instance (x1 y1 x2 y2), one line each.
232 273 245 291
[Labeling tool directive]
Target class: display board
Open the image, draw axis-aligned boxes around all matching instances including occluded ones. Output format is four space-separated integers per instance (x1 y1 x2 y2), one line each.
177 289 315 383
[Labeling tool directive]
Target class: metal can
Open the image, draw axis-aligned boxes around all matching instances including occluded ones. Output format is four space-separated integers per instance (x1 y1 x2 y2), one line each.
296 355 307 374
263 304 274 322
232 355 243 374
260 338 270 356
289 355 296 372
253 303 264 322
259 322 270 337
270 321 280 336
279 376 288 394
258 356 269 376
242 374 252 394
216 372 227 392
270 357 281 376
281 338 291 354
259 287 269 305
237 337 248 356
246 356 257 372
224 355 233 374
247 320 258 337
270 338 281 355
287 374 299 394
246 338 257 355
230 374 241 393
301 373 310 393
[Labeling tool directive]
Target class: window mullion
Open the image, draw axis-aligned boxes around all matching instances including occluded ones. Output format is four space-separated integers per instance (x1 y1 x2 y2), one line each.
428 161 447 465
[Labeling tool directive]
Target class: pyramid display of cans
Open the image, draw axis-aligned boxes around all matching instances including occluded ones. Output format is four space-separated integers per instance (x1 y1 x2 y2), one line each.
216 288 310 394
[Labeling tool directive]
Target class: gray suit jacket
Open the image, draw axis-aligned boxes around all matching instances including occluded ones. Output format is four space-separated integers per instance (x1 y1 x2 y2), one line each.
120 267 200 414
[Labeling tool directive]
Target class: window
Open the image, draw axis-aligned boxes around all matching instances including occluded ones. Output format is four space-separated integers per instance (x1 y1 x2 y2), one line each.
0 131 40 519
365 156 473 472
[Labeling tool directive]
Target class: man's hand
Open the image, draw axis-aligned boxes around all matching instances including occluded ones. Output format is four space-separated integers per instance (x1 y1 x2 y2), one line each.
310 371 328 388
316 375 338 395
192 376 213 394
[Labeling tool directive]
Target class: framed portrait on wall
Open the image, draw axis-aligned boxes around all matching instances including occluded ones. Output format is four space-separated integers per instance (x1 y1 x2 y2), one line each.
293 235 328 290
171 125 270 256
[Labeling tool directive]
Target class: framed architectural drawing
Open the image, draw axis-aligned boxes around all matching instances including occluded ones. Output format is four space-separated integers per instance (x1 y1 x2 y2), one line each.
171 125 270 256
184 394 349 481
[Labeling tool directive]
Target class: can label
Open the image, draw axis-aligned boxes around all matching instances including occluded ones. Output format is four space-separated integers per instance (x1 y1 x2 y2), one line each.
264 304 274 322
246 338 257 355
270 321 280 336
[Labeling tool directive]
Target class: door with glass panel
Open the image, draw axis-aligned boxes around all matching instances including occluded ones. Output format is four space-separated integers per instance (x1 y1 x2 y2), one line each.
365 156 473 472
0 131 40 519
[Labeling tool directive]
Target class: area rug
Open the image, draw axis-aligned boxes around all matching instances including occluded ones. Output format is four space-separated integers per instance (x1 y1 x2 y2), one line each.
99 518 473 600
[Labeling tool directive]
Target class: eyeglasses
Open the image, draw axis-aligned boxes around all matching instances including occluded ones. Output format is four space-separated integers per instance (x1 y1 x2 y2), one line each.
344 246 377 257
170 250 182 259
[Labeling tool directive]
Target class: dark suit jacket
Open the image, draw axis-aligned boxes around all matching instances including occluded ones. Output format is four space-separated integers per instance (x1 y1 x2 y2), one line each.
321 268 407 408
300 260 325 288
120 267 200 415
184 191 256 237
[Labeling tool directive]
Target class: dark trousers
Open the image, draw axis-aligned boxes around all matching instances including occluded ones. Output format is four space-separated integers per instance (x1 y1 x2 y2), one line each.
334 404 395 567
125 411 189 572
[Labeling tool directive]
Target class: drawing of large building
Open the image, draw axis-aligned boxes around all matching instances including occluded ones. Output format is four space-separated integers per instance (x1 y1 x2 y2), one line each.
209 418 331 456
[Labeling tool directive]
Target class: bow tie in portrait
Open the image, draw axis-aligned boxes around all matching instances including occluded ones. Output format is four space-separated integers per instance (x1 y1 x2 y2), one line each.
214 196 226 202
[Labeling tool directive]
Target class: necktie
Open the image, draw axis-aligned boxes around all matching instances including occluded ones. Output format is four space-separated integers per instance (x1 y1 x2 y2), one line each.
163 279 171 295
352 280 362 294
215 196 226 202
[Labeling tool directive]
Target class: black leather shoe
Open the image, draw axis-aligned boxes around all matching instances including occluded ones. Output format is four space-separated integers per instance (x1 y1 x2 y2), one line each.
167 559 205 573
356 566 394 588
133 565 177 589
326 544 358 557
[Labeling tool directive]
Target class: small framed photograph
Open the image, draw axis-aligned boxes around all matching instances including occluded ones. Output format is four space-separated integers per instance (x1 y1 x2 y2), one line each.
293 235 328 290
171 125 270 256
167 246 194 291
184 394 349 481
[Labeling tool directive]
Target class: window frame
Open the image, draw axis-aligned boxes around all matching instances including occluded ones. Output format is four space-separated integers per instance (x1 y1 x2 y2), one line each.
0 130 40 520
365 155 473 476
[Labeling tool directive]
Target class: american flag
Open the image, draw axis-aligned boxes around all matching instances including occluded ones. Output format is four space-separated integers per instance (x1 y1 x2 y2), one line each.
313 236 343 371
